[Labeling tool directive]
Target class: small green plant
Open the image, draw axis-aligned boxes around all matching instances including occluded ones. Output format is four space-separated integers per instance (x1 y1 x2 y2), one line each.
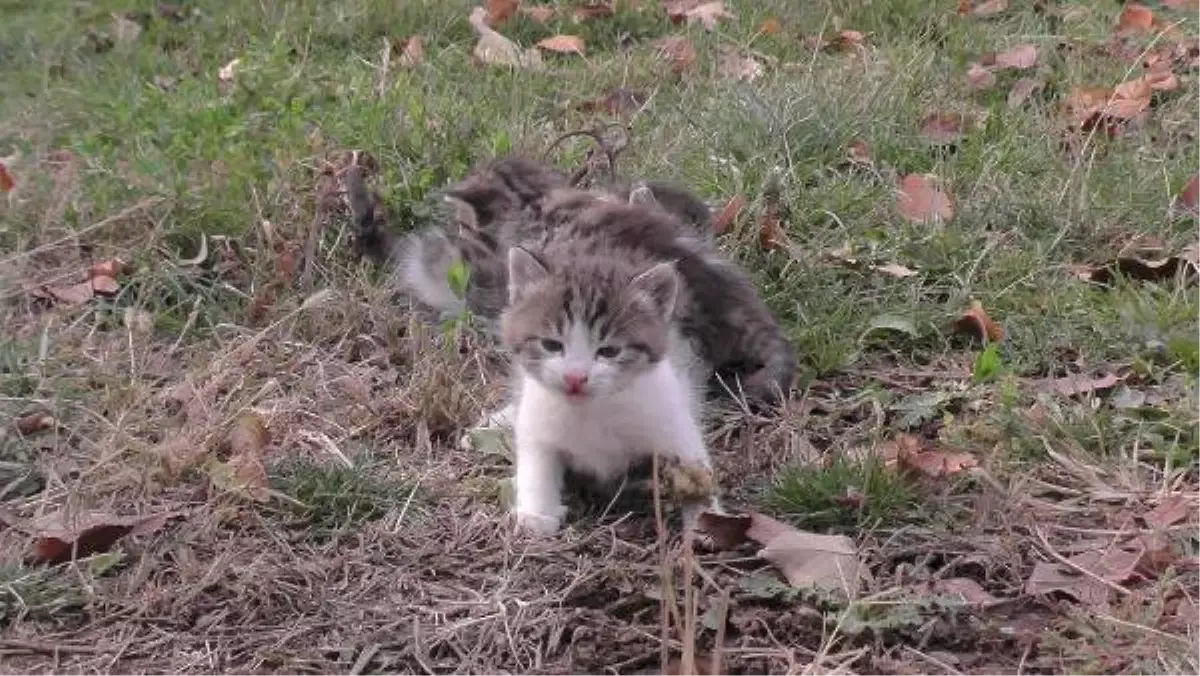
972 343 1005 383
764 455 917 532
0 564 86 624
268 456 421 538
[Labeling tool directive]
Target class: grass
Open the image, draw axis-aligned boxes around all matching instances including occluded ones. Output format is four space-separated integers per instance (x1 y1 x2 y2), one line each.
0 0 1197 673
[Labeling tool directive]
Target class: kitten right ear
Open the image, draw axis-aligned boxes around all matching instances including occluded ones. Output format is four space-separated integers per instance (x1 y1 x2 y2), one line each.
629 261 679 316
627 182 658 207
507 246 549 303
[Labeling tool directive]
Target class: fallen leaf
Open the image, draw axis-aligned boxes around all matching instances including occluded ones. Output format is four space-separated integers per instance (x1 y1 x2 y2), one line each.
749 512 863 593
845 139 873 167
919 111 967 145
663 653 719 675
536 34 586 55
91 275 120 295
953 299 1004 342
758 173 788 250
574 3 614 21
717 50 764 81
1025 560 1110 606
759 17 782 35
395 36 424 68
1117 3 1155 35
694 510 752 550
993 43 1038 69
1175 174 1199 217
806 30 867 53
218 57 240 83
1078 248 1199 285
1007 77 1044 108
15 412 55 436
210 412 271 501
520 4 556 23
1142 494 1194 529
880 433 978 479
44 280 96 306
711 194 746 235
930 577 1001 606
470 7 542 68
577 87 646 116
896 174 954 223
111 13 143 43
666 1 733 31
485 0 519 25
0 160 13 192
872 262 919 278
27 511 168 565
961 0 1009 17
1038 372 1124 398
654 36 697 74
865 314 919 338
966 62 997 90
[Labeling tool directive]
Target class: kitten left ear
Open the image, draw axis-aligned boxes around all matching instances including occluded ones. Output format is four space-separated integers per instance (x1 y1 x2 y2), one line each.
629 261 679 316
444 196 480 232
507 246 550 303
628 182 658 207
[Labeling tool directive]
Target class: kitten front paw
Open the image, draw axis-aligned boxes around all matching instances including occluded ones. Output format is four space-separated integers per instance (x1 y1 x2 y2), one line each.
513 509 563 538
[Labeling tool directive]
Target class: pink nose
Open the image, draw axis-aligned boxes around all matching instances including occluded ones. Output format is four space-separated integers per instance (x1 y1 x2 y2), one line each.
563 372 588 394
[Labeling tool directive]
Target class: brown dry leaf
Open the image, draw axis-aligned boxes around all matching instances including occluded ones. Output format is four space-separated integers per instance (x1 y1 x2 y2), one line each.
717 49 764 81
27 512 169 565
967 62 997 90
536 34 586 55
1025 560 1110 606
485 0 519 25
1079 249 1199 285
807 30 867 53
1117 3 1155 35
91 275 120 295
395 36 424 68
759 17 782 35
1007 77 1044 108
0 160 14 192
663 653 719 675
217 57 240 84
1038 372 1124 398
712 194 746 235
896 174 954 224
209 412 271 502
1141 494 1195 529
694 510 752 550
654 36 697 74
872 262 918 278
577 87 646 116
953 299 1004 342
90 259 128 279
1175 174 1199 217
748 512 864 593
881 433 978 479
44 280 96 306
15 412 55 436
993 43 1038 70
846 139 873 167
574 3 615 21
961 0 1009 17
666 1 733 31
520 4 557 23
470 7 541 68
930 577 1001 606
919 111 967 145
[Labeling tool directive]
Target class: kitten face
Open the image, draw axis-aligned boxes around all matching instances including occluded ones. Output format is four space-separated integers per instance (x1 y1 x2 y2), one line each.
501 247 678 400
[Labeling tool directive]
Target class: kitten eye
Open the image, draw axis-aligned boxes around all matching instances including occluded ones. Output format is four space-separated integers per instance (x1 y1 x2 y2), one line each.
540 338 564 353
596 345 621 359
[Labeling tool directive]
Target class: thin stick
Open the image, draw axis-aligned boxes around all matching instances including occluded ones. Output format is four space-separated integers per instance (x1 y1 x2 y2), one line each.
1033 526 1132 597
652 455 671 674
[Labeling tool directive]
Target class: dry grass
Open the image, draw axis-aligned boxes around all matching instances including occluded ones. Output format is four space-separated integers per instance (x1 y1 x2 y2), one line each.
2 0 1198 673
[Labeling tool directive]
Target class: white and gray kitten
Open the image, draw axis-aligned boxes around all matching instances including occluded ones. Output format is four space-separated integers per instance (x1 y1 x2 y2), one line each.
498 229 716 536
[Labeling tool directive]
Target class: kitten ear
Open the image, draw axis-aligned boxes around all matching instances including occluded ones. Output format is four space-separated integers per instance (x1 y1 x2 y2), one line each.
507 246 549 303
629 261 679 316
444 196 480 232
627 182 658 207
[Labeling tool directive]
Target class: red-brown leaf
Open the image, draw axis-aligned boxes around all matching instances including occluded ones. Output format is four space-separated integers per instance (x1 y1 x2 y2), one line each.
536 35 586 55
712 194 746 235
485 0 519 25
953 299 1004 342
896 174 954 223
0 160 14 192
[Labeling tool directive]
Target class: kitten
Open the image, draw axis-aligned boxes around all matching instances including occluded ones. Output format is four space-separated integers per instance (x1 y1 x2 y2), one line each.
500 241 715 536
346 155 715 325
